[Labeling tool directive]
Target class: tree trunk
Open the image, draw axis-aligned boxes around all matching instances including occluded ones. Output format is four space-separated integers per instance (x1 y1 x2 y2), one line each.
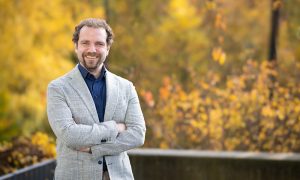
103 0 110 23
268 0 281 62
268 0 281 99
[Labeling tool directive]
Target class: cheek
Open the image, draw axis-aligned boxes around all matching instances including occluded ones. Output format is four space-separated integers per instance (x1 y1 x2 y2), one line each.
97 49 108 56
80 50 88 57
76 50 85 60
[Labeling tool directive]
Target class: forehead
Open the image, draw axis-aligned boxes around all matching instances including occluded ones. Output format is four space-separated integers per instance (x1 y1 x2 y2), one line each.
78 26 107 41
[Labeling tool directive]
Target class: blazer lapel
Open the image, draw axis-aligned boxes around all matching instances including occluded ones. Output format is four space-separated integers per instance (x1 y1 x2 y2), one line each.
104 71 119 122
67 66 99 123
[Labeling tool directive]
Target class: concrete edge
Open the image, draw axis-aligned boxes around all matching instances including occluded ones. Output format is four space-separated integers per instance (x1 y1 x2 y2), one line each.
128 148 300 161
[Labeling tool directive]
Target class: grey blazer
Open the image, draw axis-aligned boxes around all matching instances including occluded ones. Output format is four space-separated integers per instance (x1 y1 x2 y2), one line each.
47 65 146 180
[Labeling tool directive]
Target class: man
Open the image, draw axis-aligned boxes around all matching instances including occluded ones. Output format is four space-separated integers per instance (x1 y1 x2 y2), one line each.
47 18 146 180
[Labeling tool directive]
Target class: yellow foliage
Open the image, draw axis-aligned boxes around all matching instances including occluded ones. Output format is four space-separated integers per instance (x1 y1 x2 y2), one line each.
0 132 55 175
262 105 275 117
272 0 283 10
214 13 227 31
205 1 217 10
168 0 201 30
31 132 56 157
0 0 105 139
212 47 226 65
144 60 300 152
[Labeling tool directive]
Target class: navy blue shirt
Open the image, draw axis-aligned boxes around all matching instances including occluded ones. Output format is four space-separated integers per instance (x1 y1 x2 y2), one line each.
78 63 108 171
78 63 106 122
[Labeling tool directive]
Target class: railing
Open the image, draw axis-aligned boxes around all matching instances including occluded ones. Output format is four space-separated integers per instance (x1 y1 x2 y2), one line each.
1 149 300 180
128 149 300 180
0 159 55 180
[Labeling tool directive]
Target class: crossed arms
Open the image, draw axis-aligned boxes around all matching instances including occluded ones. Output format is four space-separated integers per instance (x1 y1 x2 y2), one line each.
78 123 126 153
47 81 146 159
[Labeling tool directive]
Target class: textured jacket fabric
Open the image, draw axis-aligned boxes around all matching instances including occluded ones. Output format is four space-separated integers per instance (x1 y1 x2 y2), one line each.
47 65 146 180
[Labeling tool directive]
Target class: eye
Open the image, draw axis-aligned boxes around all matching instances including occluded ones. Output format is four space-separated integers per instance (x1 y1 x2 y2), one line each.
95 42 105 47
80 41 89 45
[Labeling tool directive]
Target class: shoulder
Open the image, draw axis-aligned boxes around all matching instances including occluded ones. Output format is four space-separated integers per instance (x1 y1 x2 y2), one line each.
106 71 136 98
107 71 133 88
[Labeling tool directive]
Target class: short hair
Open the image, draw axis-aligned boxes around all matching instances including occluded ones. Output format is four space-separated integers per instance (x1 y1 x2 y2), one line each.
72 18 114 46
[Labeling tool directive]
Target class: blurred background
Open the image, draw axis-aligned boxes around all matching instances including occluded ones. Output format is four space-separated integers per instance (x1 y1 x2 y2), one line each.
1 0 300 175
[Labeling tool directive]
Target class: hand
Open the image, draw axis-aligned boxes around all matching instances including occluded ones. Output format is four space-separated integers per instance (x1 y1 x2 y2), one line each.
78 147 91 153
117 123 126 133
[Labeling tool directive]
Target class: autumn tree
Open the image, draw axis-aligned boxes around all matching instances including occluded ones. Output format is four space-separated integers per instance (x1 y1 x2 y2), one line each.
0 0 105 140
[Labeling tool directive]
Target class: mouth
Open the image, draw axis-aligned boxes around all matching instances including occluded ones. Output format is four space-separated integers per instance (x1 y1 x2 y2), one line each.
85 55 98 59
84 53 100 60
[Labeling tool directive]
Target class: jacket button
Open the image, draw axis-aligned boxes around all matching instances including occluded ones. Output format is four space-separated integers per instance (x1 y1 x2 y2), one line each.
98 160 102 164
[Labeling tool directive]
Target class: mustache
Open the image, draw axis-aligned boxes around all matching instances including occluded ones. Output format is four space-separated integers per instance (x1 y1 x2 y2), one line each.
84 52 99 57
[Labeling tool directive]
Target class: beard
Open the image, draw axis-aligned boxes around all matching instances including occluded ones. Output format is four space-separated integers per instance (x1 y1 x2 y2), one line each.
81 52 105 72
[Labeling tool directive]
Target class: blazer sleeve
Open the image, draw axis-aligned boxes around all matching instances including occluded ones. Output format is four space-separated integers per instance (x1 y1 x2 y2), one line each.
47 81 119 150
90 82 146 158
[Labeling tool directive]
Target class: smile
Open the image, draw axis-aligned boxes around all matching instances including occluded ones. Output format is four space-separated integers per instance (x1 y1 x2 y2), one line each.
85 55 98 59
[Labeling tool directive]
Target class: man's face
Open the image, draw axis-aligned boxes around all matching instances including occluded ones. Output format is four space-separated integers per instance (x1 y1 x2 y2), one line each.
75 26 110 72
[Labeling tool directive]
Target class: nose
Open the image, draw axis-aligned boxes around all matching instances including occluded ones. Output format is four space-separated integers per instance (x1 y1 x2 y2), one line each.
88 44 96 52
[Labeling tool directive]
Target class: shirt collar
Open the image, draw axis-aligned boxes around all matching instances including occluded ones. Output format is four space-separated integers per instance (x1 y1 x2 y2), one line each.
78 63 106 80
